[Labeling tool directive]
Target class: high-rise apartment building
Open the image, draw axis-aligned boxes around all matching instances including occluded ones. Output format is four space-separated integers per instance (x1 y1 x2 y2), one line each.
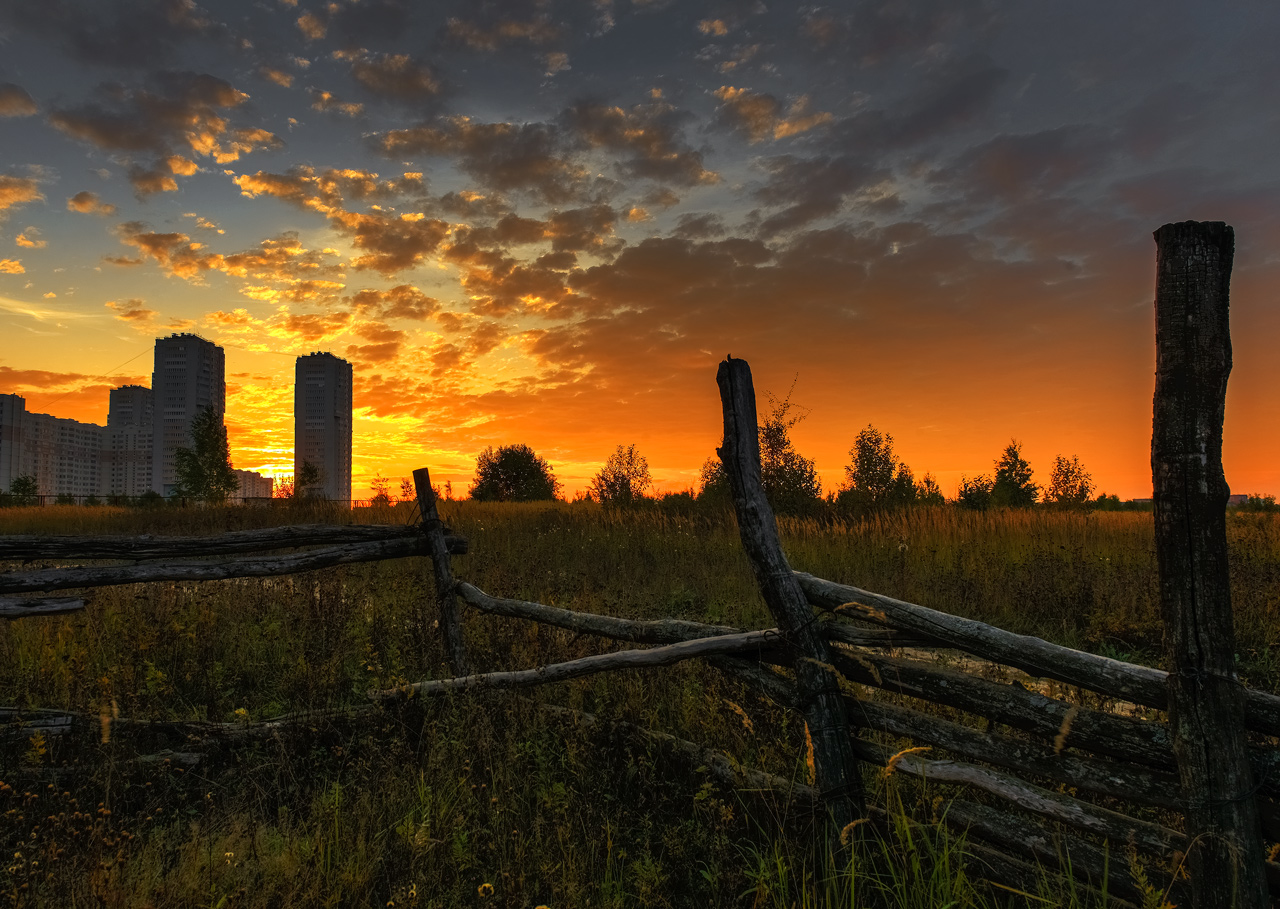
232 468 274 501
102 385 153 498
295 352 352 501
151 333 225 496
0 394 104 498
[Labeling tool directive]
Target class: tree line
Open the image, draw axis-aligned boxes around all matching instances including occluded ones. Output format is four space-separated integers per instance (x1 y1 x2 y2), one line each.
13 402 1271 514
460 395 1174 515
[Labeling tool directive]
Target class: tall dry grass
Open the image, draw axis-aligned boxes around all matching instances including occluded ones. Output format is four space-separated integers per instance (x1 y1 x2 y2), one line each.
2 501 1276 906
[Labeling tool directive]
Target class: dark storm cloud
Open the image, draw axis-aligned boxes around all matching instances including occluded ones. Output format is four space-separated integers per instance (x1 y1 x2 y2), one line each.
673 213 725 239
799 0 999 66
0 84 38 117
1117 83 1215 161
1 0 228 69
50 73 247 153
563 99 719 187
827 58 1009 153
751 155 886 234
48 72 281 193
376 117 588 203
931 126 1119 206
290 0 414 48
346 51 445 102
441 12 561 52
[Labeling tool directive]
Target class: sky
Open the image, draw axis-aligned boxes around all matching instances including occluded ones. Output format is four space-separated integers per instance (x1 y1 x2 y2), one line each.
0 0 1277 500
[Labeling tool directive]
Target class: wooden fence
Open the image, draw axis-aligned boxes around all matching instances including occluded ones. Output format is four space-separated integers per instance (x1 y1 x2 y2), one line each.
2 221 1274 908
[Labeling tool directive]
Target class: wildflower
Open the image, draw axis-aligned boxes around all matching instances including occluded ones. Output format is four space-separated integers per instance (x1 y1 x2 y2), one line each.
477 882 494 898
839 818 869 846
882 746 930 779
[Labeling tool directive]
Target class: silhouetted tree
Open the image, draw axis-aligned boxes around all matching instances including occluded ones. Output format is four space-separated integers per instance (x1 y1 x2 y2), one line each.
1047 455 1095 509
696 388 822 516
837 425 919 513
470 444 560 502
370 472 393 506
296 460 324 499
589 443 652 506
991 440 1038 507
173 407 238 504
758 388 823 516
915 473 946 506
957 474 994 510
697 456 732 506
8 475 37 505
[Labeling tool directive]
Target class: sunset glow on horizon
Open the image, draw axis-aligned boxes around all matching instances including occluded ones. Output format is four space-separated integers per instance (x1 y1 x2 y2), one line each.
1 2 1277 500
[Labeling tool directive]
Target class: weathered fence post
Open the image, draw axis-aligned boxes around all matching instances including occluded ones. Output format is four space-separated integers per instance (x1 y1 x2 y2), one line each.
413 467 470 676
1151 221 1267 909
716 357 864 844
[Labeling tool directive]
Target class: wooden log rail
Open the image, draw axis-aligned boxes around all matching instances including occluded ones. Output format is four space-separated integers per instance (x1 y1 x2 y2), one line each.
0 535 464 596
454 580 1280 798
370 629 783 703
0 523 465 562
0 596 85 618
797 572 1280 738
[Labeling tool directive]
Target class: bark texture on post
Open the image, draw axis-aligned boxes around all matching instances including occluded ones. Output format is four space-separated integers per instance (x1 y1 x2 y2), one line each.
716 357 864 838
413 467 470 676
1152 221 1266 909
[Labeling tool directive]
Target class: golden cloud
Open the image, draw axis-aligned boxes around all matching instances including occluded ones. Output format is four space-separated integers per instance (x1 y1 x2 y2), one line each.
66 191 117 215
49 73 281 194
104 297 157 324
310 89 363 117
714 86 832 142
296 12 326 40
0 175 43 216
15 228 46 249
0 258 24 274
260 67 294 88
349 52 442 99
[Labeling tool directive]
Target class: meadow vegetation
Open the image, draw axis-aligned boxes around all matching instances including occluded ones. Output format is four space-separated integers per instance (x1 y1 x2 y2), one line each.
2 500 1279 907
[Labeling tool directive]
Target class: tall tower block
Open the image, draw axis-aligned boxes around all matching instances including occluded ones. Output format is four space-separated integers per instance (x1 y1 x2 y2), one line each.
294 352 352 502
151 333 225 496
104 385 153 498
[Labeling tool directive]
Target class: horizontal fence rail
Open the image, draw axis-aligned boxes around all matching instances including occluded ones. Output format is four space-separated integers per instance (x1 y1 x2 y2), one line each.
0 523 466 561
797 571 1280 738
0 535 465 596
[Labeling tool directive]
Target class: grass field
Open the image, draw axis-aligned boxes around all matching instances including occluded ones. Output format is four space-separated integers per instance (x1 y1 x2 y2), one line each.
2 502 1278 907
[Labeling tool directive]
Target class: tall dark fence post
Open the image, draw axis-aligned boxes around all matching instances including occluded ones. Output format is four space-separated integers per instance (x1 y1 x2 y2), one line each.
716 357 864 845
413 467 470 676
1151 221 1266 908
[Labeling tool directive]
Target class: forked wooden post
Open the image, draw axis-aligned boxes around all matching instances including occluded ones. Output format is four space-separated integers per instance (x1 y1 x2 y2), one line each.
413 467 470 676
1151 221 1266 909
716 357 864 842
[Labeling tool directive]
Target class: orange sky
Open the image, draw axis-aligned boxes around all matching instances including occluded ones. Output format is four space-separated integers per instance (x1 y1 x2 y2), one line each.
1 1 1277 500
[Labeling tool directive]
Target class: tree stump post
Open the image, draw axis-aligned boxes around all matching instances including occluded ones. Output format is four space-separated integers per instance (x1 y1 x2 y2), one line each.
1151 221 1267 908
413 467 470 677
716 357 864 847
